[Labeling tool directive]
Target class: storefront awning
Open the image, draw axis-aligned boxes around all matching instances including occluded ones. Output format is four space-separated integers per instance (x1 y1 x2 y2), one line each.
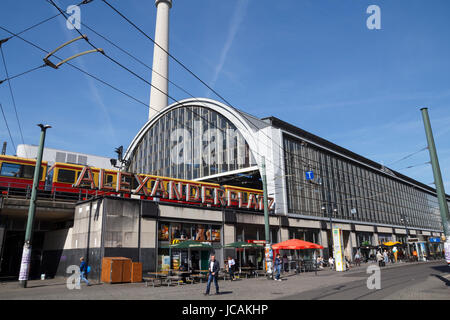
272 239 323 250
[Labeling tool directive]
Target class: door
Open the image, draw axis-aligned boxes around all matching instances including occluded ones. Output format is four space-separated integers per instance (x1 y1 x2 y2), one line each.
201 250 209 270
0 227 5 273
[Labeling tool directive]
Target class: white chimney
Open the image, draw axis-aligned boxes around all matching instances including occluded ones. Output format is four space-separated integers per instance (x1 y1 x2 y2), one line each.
149 0 172 120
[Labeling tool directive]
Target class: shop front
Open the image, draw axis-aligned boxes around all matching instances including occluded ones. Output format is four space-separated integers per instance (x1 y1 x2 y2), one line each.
288 227 320 261
235 224 278 269
356 232 375 262
157 221 222 271
428 237 444 259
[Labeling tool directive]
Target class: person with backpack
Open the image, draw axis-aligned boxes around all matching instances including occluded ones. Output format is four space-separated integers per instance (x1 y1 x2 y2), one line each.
79 257 91 286
274 254 282 281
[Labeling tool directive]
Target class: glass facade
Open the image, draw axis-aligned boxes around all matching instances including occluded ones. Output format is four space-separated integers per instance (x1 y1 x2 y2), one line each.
283 133 443 231
157 221 222 271
129 106 256 180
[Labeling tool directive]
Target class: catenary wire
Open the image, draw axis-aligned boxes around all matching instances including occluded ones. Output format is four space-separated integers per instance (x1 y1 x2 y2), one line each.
0 102 16 153
46 0 291 175
0 46 28 157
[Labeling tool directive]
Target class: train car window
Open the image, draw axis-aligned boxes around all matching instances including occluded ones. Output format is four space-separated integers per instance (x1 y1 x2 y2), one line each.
58 169 76 183
22 165 35 179
0 162 21 177
107 175 113 184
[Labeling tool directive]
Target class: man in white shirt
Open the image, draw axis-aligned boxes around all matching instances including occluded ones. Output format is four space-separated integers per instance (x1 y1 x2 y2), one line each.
227 256 236 280
204 254 220 295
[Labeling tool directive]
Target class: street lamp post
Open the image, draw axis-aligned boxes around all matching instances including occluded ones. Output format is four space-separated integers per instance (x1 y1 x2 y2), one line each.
321 204 337 260
400 214 410 258
261 157 273 279
18 124 51 288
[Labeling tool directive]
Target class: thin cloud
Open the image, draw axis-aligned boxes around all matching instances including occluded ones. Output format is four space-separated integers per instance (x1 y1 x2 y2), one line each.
53 4 119 147
207 0 250 97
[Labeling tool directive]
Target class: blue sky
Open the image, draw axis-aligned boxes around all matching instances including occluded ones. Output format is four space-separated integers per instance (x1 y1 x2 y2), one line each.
0 0 449 191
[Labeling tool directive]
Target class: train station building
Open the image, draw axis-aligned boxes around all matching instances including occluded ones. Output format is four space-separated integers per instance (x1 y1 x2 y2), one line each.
0 0 449 280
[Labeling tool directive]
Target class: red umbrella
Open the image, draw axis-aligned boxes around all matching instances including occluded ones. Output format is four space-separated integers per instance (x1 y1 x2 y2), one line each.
272 239 323 250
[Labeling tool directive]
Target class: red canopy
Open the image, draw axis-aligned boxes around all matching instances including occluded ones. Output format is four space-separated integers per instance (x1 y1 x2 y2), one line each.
272 239 323 250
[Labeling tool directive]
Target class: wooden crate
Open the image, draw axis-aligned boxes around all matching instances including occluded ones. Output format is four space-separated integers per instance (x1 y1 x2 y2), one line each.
131 262 143 283
121 259 132 283
101 257 132 284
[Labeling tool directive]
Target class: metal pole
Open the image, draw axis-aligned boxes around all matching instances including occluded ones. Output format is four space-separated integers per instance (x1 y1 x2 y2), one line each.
261 157 273 278
18 124 51 288
420 108 450 265
401 214 411 259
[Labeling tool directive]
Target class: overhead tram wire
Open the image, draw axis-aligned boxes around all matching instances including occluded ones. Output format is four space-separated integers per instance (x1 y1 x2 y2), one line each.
98 0 327 170
0 64 47 85
0 26 149 108
386 146 428 167
395 161 431 171
80 21 212 106
0 102 16 153
46 0 291 175
0 0 92 42
0 45 28 157
1 22 283 179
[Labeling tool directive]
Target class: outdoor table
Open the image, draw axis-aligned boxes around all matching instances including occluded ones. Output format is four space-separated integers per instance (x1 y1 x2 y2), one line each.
240 267 257 278
166 275 185 286
191 270 209 283
144 272 168 287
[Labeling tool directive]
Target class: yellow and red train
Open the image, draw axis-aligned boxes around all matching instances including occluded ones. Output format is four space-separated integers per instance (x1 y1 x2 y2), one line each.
0 155 273 211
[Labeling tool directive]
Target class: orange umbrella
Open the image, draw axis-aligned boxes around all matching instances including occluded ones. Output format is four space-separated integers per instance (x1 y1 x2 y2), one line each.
272 239 324 250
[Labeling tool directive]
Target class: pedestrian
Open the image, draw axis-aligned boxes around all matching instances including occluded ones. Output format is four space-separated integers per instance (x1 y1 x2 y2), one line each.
354 252 361 267
227 256 236 280
328 256 335 270
282 254 289 272
204 254 220 295
376 251 384 267
274 254 282 281
383 250 389 264
316 256 324 269
78 257 90 286
344 256 351 270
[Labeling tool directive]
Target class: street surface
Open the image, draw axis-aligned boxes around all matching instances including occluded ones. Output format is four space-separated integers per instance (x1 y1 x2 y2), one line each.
0 260 448 300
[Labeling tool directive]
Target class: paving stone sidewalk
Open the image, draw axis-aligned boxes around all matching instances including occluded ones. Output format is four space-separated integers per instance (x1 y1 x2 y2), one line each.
0 260 444 300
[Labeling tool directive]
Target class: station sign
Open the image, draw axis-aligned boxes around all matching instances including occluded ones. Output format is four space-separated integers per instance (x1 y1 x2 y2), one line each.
305 171 314 180
72 165 275 212
429 237 441 243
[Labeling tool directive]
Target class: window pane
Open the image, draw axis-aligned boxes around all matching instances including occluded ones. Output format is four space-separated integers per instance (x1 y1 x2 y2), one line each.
57 169 76 183
0 162 21 177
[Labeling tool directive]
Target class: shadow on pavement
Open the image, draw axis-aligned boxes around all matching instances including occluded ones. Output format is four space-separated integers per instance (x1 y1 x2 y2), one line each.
432 274 450 286
431 265 450 273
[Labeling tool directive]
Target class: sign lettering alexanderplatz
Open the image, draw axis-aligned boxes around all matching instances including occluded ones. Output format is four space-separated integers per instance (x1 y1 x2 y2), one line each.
72 166 275 212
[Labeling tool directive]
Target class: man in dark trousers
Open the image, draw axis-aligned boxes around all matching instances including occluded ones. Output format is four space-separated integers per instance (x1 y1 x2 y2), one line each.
204 254 220 295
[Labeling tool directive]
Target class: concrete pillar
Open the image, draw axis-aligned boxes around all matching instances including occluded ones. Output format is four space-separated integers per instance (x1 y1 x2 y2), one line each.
320 230 329 259
223 224 236 264
149 0 172 119
373 233 379 246
141 219 157 271
349 231 357 261
280 227 289 242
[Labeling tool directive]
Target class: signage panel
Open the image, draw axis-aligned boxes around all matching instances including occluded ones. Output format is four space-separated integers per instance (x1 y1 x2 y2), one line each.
332 228 346 272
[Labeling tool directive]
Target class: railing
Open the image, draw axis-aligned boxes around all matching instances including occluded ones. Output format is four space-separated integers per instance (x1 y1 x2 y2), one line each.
0 181 96 202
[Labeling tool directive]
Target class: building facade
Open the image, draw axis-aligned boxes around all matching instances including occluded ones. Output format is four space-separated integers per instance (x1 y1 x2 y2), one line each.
121 97 449 265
